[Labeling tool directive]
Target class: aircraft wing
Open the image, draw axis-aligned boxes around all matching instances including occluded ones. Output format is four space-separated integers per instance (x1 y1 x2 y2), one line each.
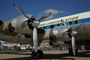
0 35 34 45
0 36 14 42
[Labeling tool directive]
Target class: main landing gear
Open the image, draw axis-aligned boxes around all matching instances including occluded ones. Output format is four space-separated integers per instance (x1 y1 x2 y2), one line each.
69 47 78 56
31 50 43 59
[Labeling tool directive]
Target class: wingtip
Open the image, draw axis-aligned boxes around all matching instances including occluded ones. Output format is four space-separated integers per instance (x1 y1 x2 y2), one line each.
14 4 17 8
14 4 16 6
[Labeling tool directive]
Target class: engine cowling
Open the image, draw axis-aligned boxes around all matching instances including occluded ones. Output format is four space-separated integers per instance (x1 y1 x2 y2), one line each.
50 26 70 41
0 20 3 26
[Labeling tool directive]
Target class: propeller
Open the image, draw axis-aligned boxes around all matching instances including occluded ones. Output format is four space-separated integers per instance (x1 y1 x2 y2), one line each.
14 4 51 52
61 19 70 29
61 19 77 56
75 24 82 31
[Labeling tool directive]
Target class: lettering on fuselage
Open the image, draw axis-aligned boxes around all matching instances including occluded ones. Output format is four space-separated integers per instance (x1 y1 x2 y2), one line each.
38 16 79 27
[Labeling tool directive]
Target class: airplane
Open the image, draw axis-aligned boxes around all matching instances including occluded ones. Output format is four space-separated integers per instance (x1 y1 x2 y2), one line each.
0 4 90 59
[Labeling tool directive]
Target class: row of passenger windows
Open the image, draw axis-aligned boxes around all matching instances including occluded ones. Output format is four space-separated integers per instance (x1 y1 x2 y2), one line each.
40 20 78 29
39 18 90 29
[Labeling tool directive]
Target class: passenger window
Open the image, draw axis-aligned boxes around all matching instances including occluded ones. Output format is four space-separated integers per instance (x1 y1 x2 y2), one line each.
63 24 64 25
43 27 46 29
69 22 72 25
50 25 54 28
57 24 60 26
74 21 78 24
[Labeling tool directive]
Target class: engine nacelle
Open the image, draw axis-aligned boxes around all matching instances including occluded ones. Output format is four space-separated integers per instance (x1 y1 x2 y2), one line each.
0 20 3 26
50 26 70 41
8 14 45 35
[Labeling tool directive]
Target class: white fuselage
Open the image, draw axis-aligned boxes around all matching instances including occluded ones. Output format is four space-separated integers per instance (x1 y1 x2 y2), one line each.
0 11 90 46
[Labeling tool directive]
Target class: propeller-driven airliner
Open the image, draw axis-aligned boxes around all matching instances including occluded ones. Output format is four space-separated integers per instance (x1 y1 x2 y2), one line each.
0 4 90 59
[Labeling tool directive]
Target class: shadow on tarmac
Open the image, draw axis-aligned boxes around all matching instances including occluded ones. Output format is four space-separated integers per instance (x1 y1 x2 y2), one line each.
0 50 90 60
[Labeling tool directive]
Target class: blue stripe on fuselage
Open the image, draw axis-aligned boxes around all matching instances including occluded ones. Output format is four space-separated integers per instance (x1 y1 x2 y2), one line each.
41 18 90 29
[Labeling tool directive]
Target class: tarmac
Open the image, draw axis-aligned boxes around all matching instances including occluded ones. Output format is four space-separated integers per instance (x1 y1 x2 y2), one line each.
0 49 90 60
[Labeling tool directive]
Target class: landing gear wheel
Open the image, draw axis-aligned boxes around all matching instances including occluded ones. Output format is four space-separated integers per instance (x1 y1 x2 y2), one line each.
69 48 78 56
38 50 43 58
31 50 43 59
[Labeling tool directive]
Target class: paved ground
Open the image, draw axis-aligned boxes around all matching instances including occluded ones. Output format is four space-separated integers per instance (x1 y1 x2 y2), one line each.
0 50 90 60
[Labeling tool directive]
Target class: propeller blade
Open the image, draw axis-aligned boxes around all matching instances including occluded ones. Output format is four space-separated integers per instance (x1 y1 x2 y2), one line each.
38 12 51 22
14 4 30 20
61 19 70 29
75 24 82 31
72 36 75 56
33 27 38 52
